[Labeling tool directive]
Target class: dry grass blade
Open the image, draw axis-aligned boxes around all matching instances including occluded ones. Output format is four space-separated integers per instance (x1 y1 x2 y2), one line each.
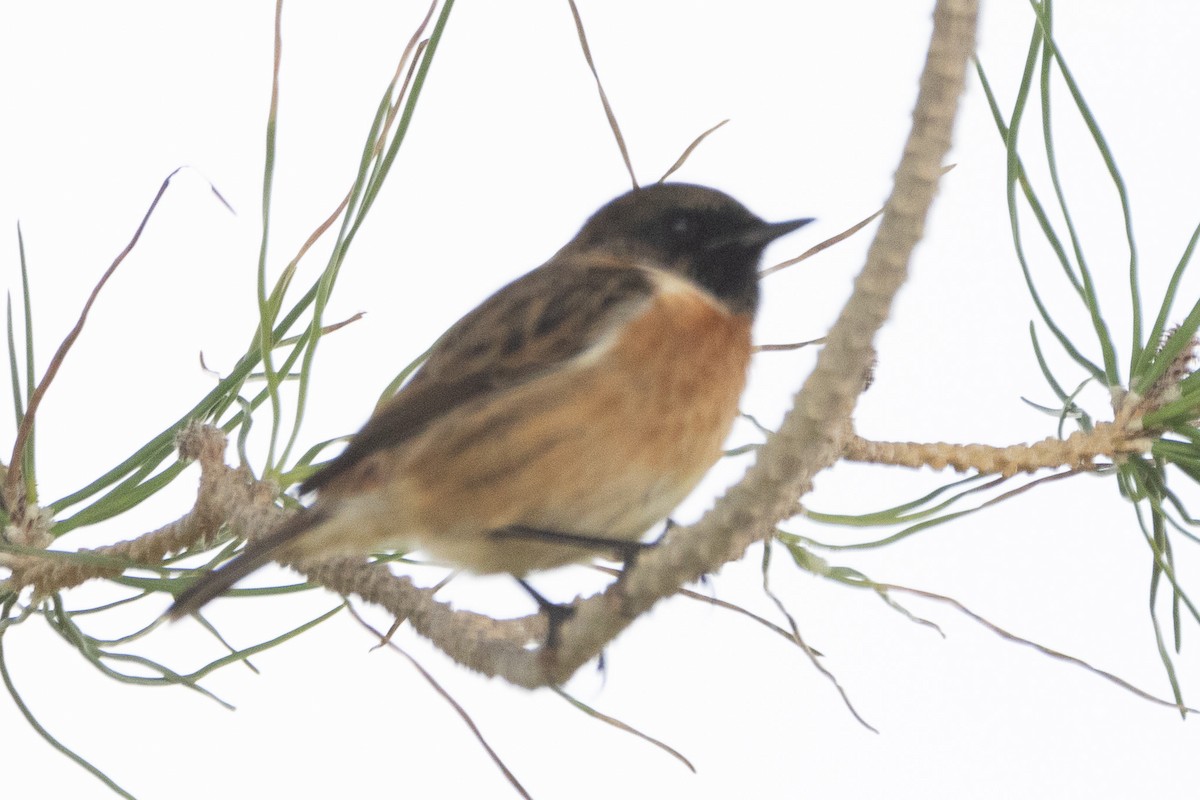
282 7 434 276
761 165 956 279
552 686 696 773
658 119 730 183
566 0 636 189
6 167 192 497
385 3 439 137
761 548 878 734
879 583 1198 713
590 564 802 645
678 585 802 643
345 603 532 799
754 337 826 353
276 312 366 348
760 207 883 278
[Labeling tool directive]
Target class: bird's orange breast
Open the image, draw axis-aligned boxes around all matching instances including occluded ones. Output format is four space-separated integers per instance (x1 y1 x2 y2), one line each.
387 277 753 575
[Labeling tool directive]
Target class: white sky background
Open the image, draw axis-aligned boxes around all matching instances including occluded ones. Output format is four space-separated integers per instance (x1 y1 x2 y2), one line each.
3 1 1200 797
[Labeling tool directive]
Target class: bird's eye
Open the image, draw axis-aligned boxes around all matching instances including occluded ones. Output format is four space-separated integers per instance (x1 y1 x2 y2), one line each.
669 214 695 238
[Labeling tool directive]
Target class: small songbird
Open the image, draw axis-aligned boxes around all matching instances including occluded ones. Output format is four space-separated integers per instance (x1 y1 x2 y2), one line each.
169 183 811 620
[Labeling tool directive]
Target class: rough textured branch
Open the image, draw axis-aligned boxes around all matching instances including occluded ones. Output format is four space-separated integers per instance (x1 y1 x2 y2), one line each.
845 423 1153 476
2 424 275 596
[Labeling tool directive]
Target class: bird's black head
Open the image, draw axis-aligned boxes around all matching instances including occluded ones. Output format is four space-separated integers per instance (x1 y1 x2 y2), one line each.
565 183 812 315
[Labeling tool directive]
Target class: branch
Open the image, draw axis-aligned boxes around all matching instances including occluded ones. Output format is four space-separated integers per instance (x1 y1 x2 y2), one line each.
845 422 1152 476
1 424 277 595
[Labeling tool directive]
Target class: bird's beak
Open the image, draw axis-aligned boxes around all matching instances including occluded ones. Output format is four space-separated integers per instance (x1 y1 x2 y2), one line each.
740 217 815 247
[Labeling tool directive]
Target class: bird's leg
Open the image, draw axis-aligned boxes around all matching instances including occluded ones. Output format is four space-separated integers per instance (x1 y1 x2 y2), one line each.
625 517 675 572
516 578 576 650
491 526 655 567
496 523 677 648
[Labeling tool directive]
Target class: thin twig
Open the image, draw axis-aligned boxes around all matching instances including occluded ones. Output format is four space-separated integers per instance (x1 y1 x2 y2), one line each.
761 165 956 279
754 337 826 353
566 0 636 188
591 564 798 645
761 545 878 733
877 583 1198 713
552 685 696 773
760 208 883 277
658 119 730 183
6 168 190 498
344 603 532 799
277 7 434 292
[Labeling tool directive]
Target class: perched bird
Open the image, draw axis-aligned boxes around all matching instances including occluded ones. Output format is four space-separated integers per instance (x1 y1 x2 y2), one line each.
169 183 811 622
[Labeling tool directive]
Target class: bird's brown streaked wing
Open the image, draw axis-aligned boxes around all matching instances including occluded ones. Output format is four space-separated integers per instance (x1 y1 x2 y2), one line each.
300 261 654 494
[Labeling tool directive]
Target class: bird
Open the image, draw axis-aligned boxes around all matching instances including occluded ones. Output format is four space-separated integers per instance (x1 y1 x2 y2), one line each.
168 182 812 626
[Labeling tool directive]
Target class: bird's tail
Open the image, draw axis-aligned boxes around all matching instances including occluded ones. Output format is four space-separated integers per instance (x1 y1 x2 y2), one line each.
167 508 328 620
